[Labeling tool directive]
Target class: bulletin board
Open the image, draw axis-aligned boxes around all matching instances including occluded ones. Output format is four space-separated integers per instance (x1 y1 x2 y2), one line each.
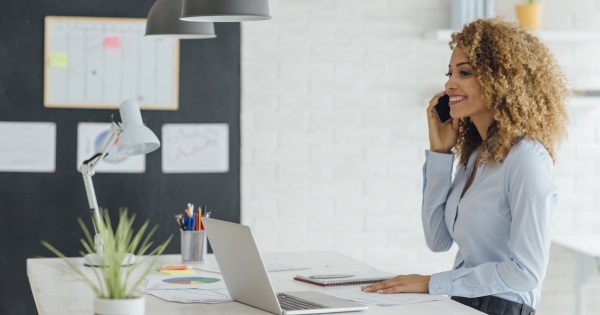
44 16 180 110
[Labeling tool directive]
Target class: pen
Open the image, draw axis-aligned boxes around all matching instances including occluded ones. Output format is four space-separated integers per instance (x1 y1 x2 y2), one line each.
308 274 355 279
175 215 185 230
182 215 188 231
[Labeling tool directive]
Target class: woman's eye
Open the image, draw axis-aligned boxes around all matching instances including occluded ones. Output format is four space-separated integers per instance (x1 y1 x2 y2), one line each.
460 70 471 76
445 72 452 77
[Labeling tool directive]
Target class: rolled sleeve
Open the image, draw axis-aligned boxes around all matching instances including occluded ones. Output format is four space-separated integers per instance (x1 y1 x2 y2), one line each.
429 270 454 295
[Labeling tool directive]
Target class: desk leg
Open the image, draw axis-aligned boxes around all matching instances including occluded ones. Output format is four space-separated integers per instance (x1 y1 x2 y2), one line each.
574 253 598 315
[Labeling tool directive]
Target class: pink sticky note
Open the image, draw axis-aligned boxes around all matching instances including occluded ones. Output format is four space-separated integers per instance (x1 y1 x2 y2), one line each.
103 35 121 49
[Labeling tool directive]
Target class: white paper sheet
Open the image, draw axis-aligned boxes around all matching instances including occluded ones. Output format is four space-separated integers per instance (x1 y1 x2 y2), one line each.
161 124 229 173
194 260 309 274
327 287 448 306
146 275 227 290
0 122 56 172
77 122 145 173
137 287 232 304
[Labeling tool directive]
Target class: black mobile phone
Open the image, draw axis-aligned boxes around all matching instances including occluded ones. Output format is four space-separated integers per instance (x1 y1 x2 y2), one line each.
434 94 451 123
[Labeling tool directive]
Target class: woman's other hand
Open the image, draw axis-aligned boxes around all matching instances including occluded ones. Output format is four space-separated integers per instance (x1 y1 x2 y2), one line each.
361 274 431 294
427 91 459 154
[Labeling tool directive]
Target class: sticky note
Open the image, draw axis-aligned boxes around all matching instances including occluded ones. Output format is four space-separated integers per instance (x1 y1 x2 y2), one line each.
161 265 192 270
49 53 68 68
103 35 122 49
160 269 195 276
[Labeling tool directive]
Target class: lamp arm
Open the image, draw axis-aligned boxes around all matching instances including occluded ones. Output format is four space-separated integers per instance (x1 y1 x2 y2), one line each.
78 122 123 256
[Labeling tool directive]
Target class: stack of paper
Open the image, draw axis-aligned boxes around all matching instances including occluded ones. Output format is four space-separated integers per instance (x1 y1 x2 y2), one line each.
138 275 232 304
137 287 232 304
327 287 448 307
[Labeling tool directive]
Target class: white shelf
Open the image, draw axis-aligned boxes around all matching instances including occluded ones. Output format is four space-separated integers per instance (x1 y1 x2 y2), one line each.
424 29 600 42
568 96 600 109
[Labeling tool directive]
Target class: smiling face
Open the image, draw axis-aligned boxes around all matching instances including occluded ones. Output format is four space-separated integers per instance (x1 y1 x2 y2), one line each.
445 49 494 126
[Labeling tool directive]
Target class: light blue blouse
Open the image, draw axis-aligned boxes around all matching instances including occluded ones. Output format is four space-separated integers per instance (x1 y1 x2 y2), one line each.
423 138 558 308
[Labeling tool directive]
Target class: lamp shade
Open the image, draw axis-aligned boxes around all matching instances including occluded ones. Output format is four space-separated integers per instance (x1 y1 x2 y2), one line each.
146 0 216 39
117 100 160 156
180 0 271 22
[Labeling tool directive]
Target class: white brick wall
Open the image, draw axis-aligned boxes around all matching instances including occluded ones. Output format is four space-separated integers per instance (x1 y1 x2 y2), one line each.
241 1 600 314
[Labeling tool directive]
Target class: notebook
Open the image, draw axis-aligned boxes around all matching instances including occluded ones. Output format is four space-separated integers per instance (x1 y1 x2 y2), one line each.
294 270 396 287
202 218 368 315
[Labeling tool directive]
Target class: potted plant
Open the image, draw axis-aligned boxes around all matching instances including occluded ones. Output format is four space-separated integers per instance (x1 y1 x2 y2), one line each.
42 209 172 315
515 0 543 30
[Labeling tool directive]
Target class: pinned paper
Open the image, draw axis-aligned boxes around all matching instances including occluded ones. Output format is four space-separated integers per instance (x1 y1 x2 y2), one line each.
49 52 68 68
103 35 122 49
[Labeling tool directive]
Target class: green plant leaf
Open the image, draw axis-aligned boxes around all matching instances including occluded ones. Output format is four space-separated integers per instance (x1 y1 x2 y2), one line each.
41 208 172 299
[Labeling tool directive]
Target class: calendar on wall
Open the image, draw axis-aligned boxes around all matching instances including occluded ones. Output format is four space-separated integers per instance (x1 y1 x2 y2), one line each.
44 16 179 110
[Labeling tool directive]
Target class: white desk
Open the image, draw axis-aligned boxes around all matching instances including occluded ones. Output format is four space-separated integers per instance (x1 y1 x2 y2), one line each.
28 251 482 315
552 234 600 315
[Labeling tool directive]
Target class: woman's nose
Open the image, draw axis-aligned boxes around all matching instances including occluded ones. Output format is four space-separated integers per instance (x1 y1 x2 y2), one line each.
445 77 457 92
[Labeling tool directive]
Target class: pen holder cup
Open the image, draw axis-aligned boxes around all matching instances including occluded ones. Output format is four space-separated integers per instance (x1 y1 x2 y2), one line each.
180 230 207 264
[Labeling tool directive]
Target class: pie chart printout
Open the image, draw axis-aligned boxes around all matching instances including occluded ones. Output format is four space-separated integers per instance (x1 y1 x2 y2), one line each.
162 276 221 285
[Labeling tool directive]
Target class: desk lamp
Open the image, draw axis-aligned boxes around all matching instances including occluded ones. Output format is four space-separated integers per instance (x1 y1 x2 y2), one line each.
79 99 160 267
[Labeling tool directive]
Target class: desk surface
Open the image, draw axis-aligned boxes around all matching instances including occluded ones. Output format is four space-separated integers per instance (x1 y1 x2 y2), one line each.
552 233 600 257
28 251 482 315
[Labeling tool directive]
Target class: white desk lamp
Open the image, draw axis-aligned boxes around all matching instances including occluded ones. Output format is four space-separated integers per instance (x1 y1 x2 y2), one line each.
79 99 160 267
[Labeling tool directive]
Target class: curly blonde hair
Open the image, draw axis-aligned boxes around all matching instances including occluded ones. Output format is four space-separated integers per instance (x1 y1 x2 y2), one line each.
450 18 569 165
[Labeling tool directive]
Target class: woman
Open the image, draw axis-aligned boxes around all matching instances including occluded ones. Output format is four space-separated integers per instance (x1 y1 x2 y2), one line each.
361 18 569 315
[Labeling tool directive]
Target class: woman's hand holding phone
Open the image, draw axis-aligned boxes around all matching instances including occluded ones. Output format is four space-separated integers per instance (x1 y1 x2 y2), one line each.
427 91 459 154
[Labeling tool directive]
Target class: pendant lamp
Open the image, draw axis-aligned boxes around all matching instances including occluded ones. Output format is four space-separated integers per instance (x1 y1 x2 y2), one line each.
146 0 216 39
180 0 271 22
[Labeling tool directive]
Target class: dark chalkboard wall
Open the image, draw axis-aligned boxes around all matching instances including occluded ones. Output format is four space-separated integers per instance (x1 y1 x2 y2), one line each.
0 1 240 314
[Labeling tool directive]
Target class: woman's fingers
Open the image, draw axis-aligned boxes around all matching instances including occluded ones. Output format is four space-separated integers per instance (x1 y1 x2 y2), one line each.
361 274 431 294
427 91 446 110
361 277 401 292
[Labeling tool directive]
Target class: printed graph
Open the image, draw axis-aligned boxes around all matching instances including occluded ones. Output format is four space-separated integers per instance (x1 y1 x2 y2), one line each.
0 122 56 173
77 122 145 173
162 124 229 173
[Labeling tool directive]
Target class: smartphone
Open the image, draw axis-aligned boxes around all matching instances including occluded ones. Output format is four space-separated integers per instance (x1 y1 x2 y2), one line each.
434 94 451 123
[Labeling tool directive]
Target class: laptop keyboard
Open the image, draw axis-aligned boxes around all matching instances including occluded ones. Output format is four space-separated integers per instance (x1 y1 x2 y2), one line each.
277 293 327 311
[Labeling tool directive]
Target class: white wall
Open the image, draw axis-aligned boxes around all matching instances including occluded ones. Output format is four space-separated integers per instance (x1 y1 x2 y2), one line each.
241 1 600 314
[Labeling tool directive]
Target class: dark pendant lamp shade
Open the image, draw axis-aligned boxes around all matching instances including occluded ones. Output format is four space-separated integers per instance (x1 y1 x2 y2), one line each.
180 0 271 22
146 0 217 39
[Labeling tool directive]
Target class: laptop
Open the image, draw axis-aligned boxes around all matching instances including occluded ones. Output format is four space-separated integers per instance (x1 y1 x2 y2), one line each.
202 218 368 315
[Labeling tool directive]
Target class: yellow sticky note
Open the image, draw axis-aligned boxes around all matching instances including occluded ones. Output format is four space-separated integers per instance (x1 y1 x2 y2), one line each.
159 269 195 276
49 52 68 68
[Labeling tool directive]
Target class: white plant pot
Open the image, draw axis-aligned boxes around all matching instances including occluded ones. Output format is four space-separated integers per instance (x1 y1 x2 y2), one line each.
94 296 145 315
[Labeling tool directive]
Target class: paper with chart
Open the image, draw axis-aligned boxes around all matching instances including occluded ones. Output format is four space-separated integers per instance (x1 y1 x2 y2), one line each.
76 122 145 173
146 275 227 290
0 122 56 173
139 275 231 303
44 16 179 110
162 124 229 173
137 287 232 304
